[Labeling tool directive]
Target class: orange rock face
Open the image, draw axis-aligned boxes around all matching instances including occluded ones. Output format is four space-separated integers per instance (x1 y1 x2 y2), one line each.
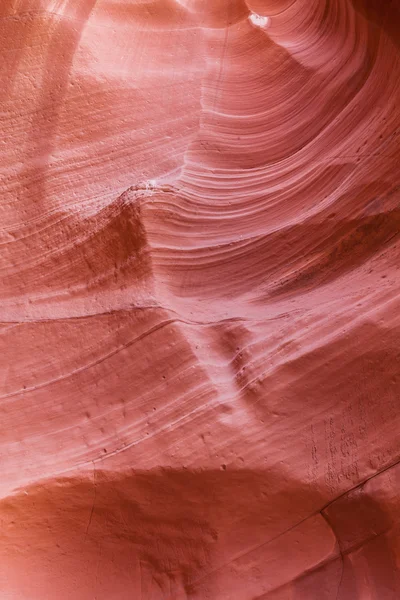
1 1 400 598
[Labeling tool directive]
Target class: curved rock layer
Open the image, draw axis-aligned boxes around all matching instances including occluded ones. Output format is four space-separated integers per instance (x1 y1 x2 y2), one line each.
1 1 400 598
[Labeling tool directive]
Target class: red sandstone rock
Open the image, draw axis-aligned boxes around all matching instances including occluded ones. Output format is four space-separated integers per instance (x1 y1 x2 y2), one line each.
1 1 400 598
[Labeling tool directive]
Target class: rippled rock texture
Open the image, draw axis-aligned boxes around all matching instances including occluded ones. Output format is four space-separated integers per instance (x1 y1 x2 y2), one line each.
1 1 400 598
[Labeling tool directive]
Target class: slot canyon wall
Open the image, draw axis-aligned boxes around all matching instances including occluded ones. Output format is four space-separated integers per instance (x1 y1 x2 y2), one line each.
0 0 400 598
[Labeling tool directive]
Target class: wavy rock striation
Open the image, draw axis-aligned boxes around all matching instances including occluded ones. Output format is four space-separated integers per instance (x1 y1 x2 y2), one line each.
1 0 400 598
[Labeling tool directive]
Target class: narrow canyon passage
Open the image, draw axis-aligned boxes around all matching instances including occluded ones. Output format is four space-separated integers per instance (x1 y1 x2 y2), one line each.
0 1 400 598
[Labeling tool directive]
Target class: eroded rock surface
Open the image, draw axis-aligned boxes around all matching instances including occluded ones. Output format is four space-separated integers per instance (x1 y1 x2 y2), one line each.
1 1 400 598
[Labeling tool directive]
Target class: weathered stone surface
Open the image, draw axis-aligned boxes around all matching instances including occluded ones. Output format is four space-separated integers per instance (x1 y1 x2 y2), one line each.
1 1 400 597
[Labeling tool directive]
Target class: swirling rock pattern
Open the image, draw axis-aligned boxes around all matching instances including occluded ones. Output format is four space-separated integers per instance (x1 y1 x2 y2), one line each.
1 1 399 598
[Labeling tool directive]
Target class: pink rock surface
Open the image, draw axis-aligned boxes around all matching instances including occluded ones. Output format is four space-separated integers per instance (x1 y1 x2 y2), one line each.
1 1 400 598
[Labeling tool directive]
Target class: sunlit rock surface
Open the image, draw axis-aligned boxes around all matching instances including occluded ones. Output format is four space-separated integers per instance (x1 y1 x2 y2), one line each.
1 1 400 598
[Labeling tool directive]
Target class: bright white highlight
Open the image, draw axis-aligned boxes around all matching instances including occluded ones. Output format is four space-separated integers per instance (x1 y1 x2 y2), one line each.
249 13 270 28
145 180 157 190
